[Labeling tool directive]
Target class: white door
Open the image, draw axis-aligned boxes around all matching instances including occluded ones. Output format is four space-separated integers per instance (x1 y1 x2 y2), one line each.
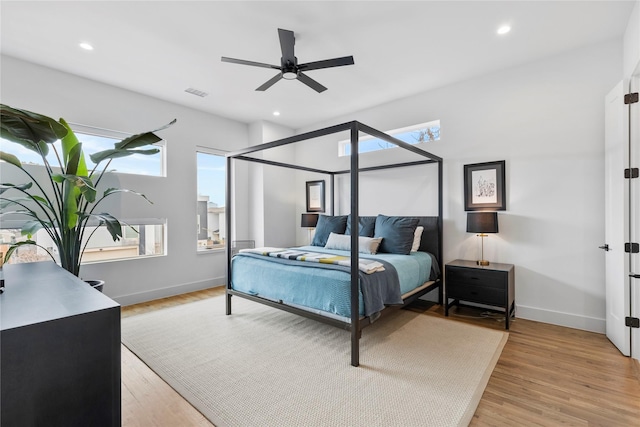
604 81 630 356
630 65 640 360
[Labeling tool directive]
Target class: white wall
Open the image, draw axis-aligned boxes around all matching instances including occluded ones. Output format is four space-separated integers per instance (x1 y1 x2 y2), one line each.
623 1 640 79
245 121 297 248
295 39 622 333
0 55 250 305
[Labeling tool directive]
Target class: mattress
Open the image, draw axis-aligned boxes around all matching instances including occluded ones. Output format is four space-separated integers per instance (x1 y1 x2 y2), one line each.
230 246 433 318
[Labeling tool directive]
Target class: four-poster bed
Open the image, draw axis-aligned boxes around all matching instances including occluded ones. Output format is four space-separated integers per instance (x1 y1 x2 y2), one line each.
225 121 443 366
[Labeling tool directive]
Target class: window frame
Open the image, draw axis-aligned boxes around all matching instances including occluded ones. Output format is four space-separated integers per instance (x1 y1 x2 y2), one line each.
338 119 441 157
70 122 167 177
196 147 227 254
0 121 168 266
0 218 168 265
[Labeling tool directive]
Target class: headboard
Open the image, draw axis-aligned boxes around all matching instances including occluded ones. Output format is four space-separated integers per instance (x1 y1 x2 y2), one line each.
355 215 441 263
415 216 441 263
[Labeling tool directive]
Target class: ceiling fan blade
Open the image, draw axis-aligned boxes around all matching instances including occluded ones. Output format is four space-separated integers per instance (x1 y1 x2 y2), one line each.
297 72 327 93
221 57 280 70
256 73 283 91
298 56 355 72
278 28 296 63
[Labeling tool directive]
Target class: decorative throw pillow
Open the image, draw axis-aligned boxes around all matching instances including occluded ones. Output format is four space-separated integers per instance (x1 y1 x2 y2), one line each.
411 226 424 252
374 215 419 255
324 232 383 255
311 215 348 247
344 215 376 237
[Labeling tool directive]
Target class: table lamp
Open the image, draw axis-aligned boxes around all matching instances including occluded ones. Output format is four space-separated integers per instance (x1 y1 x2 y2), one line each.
467 212 498 266
301 213 319 245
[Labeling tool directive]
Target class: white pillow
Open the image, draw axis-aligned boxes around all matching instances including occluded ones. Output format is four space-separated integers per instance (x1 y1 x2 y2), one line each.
324 232 383 255
411 226 424 252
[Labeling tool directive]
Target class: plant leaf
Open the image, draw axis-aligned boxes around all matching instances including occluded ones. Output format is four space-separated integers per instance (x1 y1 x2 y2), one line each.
0 182 33 195
0 151 23 169
89 148 160 165
4 240 55 265
4 240 35 263
114 119 176 150
52 174 96 203
88 213 123 241
60 118 88 176
65 141 83 176
21 220 44 237
0 104 67 156
102 187 153 204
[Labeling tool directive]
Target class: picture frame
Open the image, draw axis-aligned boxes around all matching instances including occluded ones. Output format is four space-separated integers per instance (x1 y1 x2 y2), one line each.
464 160 506 211
306 180 325 213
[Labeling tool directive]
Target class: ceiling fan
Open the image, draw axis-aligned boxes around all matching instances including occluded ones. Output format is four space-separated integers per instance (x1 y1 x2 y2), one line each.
221 28 354 93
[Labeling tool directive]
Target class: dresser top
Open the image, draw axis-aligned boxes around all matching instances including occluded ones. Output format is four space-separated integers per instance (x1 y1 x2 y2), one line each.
446 259 514 272
1 261 119 331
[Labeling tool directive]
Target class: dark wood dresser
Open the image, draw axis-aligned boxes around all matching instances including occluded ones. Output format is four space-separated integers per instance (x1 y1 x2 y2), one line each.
1 261 121 426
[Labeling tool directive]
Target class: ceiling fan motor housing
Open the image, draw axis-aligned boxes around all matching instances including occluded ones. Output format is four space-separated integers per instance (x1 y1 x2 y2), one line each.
281 57 298 80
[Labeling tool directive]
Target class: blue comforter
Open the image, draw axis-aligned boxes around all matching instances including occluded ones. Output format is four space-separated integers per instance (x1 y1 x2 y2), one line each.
230 246 433 318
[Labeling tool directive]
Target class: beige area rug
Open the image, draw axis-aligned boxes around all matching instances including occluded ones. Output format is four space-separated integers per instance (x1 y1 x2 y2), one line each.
122 296 508 427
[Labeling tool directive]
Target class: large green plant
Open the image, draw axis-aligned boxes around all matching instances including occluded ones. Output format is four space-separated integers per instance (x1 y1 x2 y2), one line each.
0 104 175 276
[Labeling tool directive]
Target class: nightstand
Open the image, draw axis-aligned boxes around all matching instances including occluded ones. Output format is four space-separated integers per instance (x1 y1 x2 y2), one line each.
445 259 515 329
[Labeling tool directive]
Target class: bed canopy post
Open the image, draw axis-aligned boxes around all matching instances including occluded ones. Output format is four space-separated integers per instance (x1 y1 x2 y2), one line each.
437 159 444 304
225 155 233 315
330 174 335 216
350 122 360 367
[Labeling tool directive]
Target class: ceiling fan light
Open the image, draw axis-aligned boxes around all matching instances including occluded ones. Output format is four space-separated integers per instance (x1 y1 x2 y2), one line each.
282 71 298 80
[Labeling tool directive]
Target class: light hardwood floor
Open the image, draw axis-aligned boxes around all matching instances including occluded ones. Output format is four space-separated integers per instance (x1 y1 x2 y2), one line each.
121 287 640 426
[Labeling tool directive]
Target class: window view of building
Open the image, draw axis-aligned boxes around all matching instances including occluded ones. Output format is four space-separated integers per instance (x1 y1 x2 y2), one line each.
197 151 226 251
0 222 166 265
339 120 441 156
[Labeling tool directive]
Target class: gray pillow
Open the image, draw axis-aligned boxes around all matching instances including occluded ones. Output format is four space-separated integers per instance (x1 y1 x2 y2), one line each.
374 215 419 255
344 215 376 237
324 232 383 255
311 215 348 247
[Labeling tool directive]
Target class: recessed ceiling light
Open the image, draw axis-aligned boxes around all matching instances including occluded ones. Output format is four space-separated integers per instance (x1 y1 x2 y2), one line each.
273 111 280 116
497 25 511 35
79 42 94 51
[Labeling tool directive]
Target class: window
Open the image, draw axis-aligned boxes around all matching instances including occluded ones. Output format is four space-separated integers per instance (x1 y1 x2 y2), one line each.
0 122 167 265
197 150 226 251
0 220 166 265
339 120 440 156
0 123 165 177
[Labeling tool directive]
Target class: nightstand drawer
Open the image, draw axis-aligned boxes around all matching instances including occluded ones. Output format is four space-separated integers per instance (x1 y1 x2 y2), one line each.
446 267 506 289
446 283 505 306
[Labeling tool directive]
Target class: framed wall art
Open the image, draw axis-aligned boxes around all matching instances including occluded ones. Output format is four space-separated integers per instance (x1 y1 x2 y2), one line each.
306 180 325 213
464 160 506 211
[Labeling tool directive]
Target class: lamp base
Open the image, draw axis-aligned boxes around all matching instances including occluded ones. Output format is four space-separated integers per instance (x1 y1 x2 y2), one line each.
477 260 490 266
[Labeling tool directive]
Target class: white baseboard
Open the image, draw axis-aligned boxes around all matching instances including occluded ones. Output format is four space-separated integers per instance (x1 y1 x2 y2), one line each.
113 277 226 306
516 304 605 334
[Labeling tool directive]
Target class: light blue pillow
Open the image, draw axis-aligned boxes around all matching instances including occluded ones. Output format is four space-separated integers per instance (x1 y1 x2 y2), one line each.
374 215 419 255
311 215 348 247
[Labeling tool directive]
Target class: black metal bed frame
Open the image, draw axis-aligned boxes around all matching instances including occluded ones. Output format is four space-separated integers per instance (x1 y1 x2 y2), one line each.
225 121 443 366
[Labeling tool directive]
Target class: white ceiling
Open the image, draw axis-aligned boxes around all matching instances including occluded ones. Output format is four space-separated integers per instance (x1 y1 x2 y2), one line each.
0 1 635 129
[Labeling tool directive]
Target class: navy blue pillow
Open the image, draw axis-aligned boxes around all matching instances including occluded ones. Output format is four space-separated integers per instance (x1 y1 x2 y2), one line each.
311 215 348 247
345 215 376 237
374 215 419 255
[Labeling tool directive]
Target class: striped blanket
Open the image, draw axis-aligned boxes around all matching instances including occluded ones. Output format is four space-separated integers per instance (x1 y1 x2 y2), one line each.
238 247 385 274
